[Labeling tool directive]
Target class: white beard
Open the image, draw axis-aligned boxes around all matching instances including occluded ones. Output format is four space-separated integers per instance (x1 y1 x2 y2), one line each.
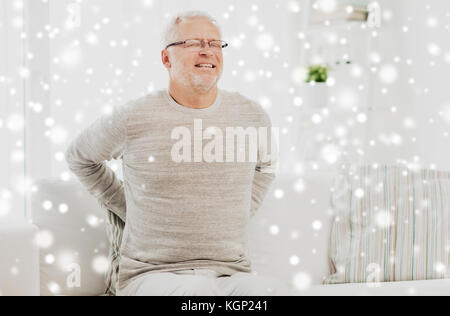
171 59 221 93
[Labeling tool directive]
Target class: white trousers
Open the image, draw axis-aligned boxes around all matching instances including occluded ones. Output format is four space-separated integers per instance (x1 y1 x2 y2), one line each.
117 269 293 296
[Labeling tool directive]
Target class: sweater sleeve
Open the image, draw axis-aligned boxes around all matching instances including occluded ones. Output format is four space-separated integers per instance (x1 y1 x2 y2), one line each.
64 103 129 222
250 109 279 218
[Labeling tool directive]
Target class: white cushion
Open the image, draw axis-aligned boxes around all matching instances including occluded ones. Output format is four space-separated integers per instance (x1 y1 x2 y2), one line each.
248 172 335 287
31 179 110 296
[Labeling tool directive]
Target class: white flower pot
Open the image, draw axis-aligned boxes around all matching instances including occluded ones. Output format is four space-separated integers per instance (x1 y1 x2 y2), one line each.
299 83 329 109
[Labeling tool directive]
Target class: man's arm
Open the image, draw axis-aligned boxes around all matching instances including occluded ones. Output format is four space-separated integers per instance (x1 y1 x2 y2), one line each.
64 104 129 222
250 110 279 218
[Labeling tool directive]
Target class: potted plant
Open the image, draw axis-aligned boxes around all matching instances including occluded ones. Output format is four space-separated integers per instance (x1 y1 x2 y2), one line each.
306 64 329 83
299 64 330 109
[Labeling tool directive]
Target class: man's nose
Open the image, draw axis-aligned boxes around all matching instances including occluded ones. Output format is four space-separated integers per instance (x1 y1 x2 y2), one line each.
199 47 214 56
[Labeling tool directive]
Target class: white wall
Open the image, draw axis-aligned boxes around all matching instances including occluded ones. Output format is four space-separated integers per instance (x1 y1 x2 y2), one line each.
292 0 450 171
0 0 26 222
364 0 450 169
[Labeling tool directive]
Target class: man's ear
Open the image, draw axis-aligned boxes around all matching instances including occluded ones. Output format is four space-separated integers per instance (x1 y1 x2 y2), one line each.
161 50 171 69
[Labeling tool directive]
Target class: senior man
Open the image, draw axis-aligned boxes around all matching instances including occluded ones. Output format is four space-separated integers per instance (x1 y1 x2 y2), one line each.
65 11 289 296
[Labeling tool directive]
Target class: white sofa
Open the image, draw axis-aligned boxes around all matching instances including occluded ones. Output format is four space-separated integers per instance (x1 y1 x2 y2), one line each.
0 222 40 296
1 173 449 296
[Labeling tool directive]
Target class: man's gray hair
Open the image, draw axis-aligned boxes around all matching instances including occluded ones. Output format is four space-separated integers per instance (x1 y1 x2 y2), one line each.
161 11 222 49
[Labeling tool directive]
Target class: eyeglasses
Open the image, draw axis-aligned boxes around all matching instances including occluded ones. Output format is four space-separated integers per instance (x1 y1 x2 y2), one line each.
165 39 229 51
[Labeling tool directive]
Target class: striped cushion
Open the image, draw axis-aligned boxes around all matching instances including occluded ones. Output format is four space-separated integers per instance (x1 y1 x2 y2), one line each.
325 165 450 284
103 207 125 296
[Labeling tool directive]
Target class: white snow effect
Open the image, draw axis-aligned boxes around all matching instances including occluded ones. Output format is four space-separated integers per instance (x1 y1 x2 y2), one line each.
336 90 358 110
426 16 439 28
375 211 394 228
293 272 312 291
274 189 285 199
35 230 54 249
293 178 306 193
42 200 53 211
87 214 101 228
427 43 442 56
293 96 303 107
444 52 450 64
247 15 258 27
85 32 99 46
58 203 69 214
435 262 447 275
311 114 323 125
287 1 301 13
403 117 417 129
45 254 56 265
320 144 341 164
92 255 110 274
258 96 272 109
316 0 337 14
256 33 275 51
10 150 24 163
7 114 24 132
379 64 398 84
351 64 364 78
57 250 78 272
290 256 300 266
354 188 365 199
48 282 61 295
49 126 68 145
269 225 280 235
312 220 323 231
292 66 308 85
59 46 83 69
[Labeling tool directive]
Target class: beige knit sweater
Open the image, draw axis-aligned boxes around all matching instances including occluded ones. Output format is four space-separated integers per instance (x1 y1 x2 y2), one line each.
65 88 277 290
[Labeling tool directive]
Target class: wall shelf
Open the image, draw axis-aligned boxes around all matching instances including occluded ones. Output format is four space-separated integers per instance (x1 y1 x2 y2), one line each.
309 4 369 25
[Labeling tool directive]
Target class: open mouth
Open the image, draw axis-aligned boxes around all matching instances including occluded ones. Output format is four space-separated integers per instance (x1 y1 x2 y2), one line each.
195 63 216 69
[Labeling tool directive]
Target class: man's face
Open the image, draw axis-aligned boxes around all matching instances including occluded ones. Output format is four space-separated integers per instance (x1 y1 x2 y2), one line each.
163 18 224 93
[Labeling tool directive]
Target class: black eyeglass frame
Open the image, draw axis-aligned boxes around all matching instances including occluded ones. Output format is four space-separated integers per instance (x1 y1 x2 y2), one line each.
165 39 229 50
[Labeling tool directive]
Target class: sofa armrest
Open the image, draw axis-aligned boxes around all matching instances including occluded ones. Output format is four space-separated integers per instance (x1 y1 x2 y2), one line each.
0 222 40 296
